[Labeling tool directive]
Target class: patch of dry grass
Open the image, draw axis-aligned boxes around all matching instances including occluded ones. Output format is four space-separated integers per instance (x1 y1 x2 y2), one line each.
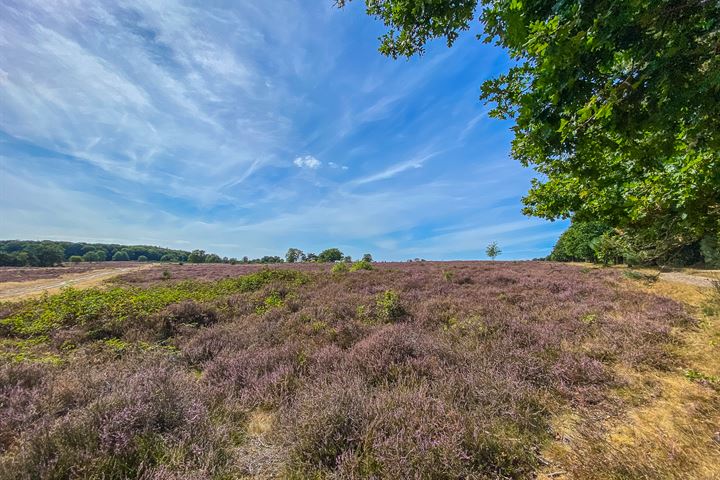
540 276 720 479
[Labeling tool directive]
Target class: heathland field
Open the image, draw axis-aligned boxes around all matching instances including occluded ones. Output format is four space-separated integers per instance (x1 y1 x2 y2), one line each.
1 262 718 479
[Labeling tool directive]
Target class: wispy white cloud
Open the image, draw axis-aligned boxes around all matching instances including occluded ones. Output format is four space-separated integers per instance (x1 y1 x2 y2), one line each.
458 107 491 142
293 155 321 169
350 152 437 186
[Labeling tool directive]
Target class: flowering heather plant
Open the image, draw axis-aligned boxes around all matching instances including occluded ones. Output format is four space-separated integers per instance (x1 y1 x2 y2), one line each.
0 262 692 477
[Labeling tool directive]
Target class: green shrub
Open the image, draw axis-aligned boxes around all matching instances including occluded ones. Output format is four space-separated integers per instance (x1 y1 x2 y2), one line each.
69 256 83 263
256 293 284 314
591 232 628 265
349 260 373 271
332 262 349 273
376 290 405 323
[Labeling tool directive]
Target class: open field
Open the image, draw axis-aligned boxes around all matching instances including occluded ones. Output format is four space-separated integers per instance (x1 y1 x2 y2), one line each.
0 263 155 302
0 262 148 283
0 262 718 479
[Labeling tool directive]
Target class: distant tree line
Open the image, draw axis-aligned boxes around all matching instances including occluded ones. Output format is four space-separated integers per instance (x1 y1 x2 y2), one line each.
284 248 372 264
0 240 209 267
0 240 375 268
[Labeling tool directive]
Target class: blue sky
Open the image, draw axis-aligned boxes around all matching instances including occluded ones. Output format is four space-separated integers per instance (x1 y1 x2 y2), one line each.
0 0 567 261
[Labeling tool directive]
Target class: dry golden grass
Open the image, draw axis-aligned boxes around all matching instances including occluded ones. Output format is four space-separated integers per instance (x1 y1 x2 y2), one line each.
540 276 720 479
247 409 274 436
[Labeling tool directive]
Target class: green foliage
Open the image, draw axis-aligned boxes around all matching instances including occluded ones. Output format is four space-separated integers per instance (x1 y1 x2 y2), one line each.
84 250 106 262
258 255 284 264
318 248 344 263
286 248 304 263
700 230 720 268
205 254 222 263
684 369 719 388
68 255 83 263
0 242 67 266
336 0 476 58
30 243 65 267
344 0 720 255
0 251 26 267
187 250 206 263
332 262 349 273
112 251 130 261
591 231 629 266
551 221 611 262
0 240 202 265
485 241 501 260
375 290 405 323
0 269 308 337
256 292 285 314
362 253 373 262
350 260 373 271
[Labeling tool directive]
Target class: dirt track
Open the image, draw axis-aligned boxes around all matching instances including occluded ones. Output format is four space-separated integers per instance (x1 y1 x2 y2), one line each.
659 271 718 288
0 264 156 302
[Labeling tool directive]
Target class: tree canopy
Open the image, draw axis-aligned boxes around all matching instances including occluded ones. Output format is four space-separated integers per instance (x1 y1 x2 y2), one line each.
318 248 344 263
285 248 304 263
0 240 210 266
550 221 610 262
341 0 720 258
112 251 130 262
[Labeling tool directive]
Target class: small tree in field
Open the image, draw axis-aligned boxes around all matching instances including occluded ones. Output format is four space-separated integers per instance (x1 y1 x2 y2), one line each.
318 248 343 263
69 255 83 263
486 241 501 260
285 248 303 263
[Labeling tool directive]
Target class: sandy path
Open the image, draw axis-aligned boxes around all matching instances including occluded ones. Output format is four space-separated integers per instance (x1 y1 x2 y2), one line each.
570 262 719 289
0 264 157 301
659 271 718 288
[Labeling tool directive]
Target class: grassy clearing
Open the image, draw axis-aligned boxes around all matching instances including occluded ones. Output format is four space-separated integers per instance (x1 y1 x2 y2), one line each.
540 276 720 479
0 262 710 478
